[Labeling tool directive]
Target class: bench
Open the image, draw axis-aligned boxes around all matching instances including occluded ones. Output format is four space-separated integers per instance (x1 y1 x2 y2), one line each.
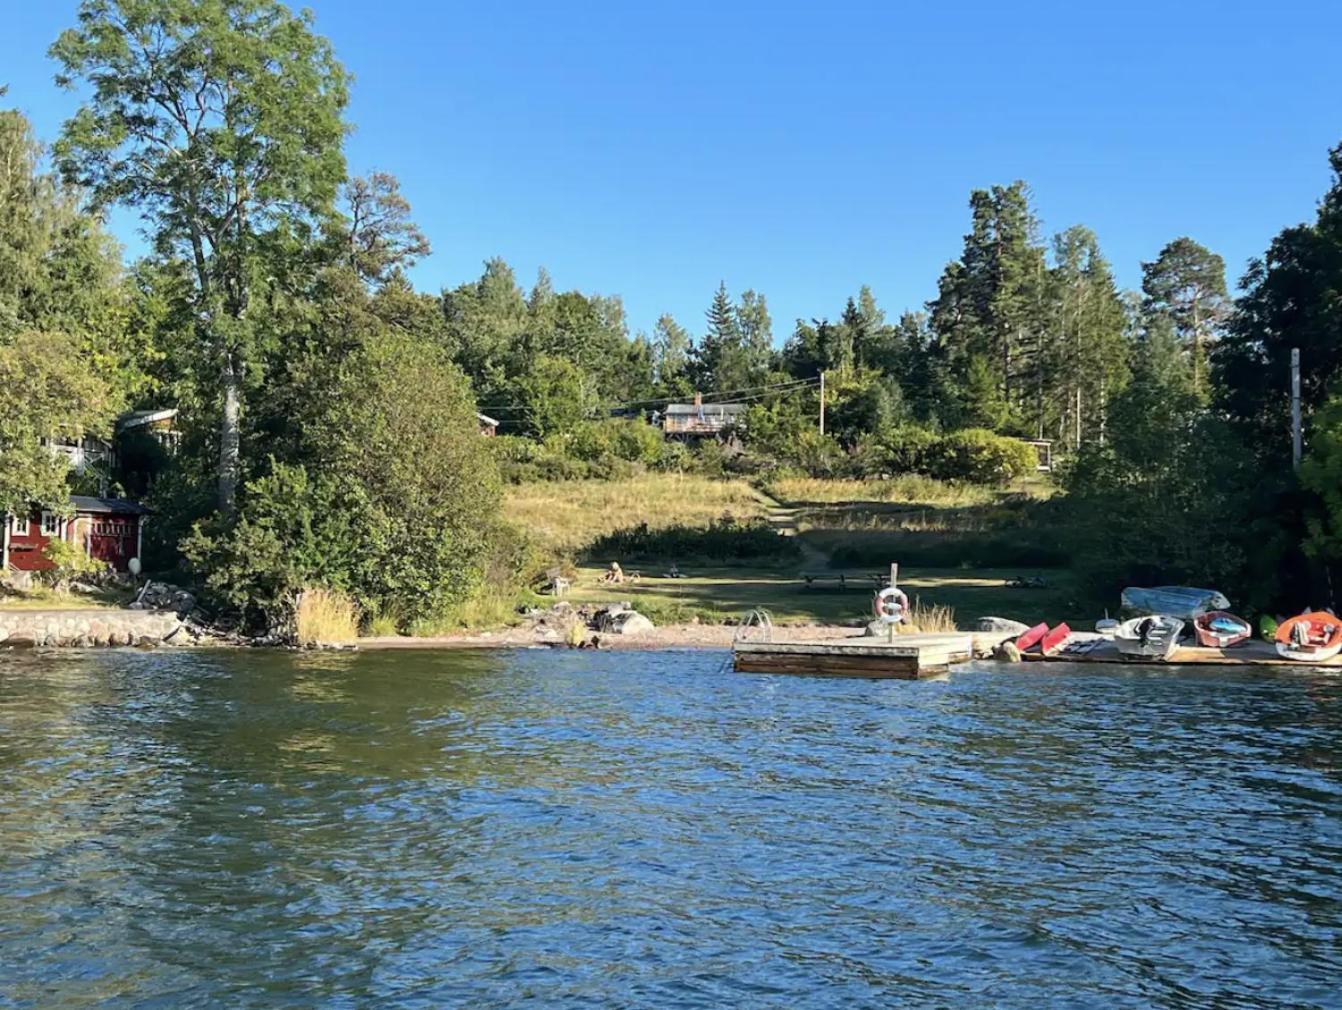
800 572 890 591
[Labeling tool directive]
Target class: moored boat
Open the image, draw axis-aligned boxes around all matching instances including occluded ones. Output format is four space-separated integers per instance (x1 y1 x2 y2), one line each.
1114 615 1184 661
1193 611 1252 649
1120 586 1230 620
1274 612 1342 663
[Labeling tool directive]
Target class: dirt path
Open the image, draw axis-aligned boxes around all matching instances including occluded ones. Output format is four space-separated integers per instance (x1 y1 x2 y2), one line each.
753 486 829 569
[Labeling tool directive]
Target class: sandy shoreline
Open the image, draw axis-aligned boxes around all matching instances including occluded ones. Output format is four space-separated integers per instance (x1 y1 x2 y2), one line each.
359 622 867 651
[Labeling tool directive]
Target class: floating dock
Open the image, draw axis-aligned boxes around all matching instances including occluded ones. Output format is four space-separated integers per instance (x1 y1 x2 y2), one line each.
732 633 975 679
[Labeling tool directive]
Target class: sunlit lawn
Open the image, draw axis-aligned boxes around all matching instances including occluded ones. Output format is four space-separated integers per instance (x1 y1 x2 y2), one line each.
566 563 1085 627
0 586 131 611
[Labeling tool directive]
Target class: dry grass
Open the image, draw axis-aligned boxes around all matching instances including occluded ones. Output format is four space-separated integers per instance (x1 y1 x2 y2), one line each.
768 475 1002 508
294 587 359 647
505 474 766 554
902 596 958 633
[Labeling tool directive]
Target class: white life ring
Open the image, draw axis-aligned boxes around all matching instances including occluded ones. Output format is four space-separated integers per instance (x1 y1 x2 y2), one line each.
873 586 908 624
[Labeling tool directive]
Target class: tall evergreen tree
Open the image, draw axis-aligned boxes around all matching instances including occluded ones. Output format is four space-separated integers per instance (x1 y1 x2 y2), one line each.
1141 237 1230 394
1047 226 1130 445
929 181 1048 432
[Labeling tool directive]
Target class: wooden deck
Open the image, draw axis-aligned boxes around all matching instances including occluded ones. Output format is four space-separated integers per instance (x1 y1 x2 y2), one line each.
1025 635 1342 668
733 633 975 679
733 631 1342 679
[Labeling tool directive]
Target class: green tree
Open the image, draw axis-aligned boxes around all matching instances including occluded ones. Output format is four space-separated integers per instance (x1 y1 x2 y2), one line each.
0 332 115 515
442 257 529 400
1141 237 1230 394
652 313 693 396
930 182 1048 432
186 329 500 629
335 170 430 286
52 0 351 514
1218 143 1342 456
1046 226 1130 446
512 355 589 439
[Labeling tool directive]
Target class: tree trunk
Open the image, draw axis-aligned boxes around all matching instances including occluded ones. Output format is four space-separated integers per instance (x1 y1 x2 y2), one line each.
218 357 241 515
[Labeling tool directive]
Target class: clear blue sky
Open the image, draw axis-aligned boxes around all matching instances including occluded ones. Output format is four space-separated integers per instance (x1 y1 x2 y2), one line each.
4 0 1341 341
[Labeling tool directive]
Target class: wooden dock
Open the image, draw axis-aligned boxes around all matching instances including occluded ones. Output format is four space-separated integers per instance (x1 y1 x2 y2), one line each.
733 631 1342 678
1026 636 1342 668
733 633 975 679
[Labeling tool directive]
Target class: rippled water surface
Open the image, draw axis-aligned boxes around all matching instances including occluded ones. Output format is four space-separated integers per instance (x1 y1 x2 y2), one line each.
2 650 1341 1008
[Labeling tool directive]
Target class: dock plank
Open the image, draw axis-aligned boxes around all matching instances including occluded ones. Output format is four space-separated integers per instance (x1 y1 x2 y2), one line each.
733 633 974 679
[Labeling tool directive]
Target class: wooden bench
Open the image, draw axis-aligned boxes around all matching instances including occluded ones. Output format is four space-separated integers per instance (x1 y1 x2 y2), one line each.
800 572 890 591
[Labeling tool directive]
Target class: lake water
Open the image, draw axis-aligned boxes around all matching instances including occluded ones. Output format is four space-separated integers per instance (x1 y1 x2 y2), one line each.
1 649 1340 1009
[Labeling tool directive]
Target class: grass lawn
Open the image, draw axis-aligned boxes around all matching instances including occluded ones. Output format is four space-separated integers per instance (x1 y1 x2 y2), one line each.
0 586 133 611
565 563 1086 628
503 473 1080 632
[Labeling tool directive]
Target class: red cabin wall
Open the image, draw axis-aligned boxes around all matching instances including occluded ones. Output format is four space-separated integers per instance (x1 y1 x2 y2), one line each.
6 509 140 573
7 509 57 571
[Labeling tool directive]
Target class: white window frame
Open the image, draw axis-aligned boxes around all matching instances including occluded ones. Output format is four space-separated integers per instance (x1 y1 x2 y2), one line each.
40 511 61 537
11 514 30 536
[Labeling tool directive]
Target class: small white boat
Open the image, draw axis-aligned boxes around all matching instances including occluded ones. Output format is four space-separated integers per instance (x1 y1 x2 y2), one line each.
1095 617 1120 639
1114 615 1184 661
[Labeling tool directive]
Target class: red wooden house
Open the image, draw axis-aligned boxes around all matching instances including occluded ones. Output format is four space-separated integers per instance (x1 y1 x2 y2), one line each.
3 496 150 573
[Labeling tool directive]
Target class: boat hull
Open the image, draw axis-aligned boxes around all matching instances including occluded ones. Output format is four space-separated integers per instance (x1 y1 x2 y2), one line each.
1193 611 1251 649
1274 612 1342 663
1114 616 1184 661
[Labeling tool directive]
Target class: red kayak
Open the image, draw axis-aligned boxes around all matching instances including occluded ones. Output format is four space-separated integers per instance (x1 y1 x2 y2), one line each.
1040 622 1071 655
1014 622 1048 652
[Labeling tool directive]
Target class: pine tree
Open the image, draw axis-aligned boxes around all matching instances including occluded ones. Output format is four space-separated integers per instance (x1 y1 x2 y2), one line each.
929 182 1048 432
1141 237 1230 395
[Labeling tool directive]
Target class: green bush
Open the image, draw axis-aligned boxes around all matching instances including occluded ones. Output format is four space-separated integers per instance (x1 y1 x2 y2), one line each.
567 418 664 465
926 428 1036 484
40 538 107 590
585 516 801 565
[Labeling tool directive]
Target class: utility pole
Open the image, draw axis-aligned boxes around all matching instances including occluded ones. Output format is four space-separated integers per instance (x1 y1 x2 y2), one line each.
1292 347 1302 469
818 371 826 436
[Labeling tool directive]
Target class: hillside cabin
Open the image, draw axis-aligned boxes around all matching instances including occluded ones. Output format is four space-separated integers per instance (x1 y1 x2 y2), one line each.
3 496 150 573
477 412 499 436
660 394 748 437
117 408 180 450
1025 438 1053 472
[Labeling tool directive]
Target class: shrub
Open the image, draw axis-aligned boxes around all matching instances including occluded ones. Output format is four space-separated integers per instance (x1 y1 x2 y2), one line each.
926 428 1036 484
39 538 106 591
294 587 359 647
585 516 801 565
877 426 940 474
567 418 665 466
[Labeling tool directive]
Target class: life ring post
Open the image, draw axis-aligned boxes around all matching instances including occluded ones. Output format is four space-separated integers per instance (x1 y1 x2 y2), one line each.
889 563 898 643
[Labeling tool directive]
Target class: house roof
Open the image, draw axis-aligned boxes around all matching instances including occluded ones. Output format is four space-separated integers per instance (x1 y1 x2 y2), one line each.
116 408 178 432
477 412 499 427
70 495 151 516
664 402 748 416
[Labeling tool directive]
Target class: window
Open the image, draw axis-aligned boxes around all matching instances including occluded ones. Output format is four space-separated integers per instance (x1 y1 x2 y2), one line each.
41 511 60 536
11 515 29 536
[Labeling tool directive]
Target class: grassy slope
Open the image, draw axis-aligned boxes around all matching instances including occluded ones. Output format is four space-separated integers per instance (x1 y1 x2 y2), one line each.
505 473 1081 628
505 475 765 555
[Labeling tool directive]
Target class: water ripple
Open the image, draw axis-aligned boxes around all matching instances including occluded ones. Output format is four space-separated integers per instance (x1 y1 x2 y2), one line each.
0 651 1339 1008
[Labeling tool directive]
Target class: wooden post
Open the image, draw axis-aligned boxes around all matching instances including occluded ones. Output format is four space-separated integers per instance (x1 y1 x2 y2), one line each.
818 371 826 436
888 562 899 644
1292 348 1302 470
